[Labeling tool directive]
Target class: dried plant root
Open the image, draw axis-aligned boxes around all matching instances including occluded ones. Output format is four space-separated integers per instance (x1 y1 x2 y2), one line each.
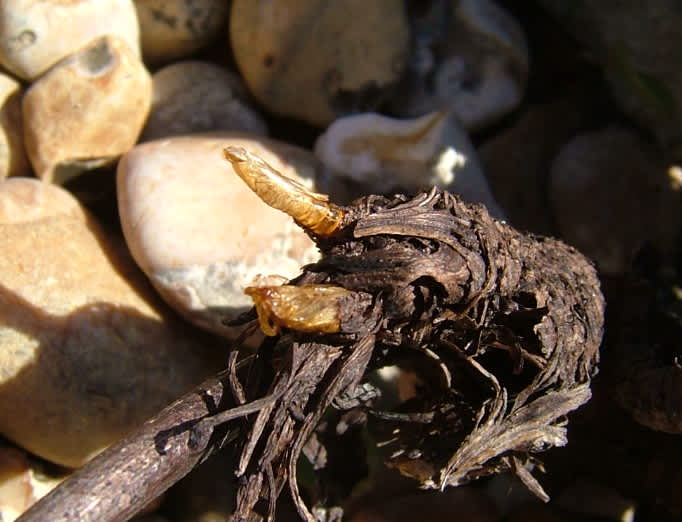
222 149 605 520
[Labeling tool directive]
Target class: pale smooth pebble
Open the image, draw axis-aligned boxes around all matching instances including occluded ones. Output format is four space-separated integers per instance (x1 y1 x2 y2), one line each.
0 178 221 468
22 36 151 184
230 0 410 127
117 133 321 338
142 61 267 142
0 0 140 80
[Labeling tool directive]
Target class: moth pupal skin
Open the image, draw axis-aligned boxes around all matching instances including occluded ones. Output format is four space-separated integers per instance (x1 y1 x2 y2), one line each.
223 146 345 236
244 284 357 336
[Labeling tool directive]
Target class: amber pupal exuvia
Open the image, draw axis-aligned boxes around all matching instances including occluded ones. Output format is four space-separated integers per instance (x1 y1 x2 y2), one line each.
223 146 345 236
245 284 356 336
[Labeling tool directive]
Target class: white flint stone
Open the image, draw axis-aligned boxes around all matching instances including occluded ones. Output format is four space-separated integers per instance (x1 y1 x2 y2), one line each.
135 0 229 64
142 61 267 142
0 178 221 468
0 0 140 80
390 0 528 131
314 111 505 218
117 133 321 337
22 36 151 184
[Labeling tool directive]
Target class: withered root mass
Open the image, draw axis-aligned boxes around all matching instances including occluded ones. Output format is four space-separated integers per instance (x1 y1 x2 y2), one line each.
222 148 605 521
18 148 605 522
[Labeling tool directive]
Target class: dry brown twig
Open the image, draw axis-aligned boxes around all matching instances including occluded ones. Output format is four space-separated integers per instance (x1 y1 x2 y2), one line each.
19 147 604 522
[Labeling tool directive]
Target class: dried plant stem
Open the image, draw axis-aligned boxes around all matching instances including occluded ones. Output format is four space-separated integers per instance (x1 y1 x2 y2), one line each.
17 367 251 522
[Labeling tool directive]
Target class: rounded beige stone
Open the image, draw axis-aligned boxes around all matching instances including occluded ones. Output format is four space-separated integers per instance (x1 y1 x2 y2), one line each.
117 133 321 337
0 178 221 468
0 0 140 80
141 61 267 142
22 35 152 185
0 73 29 180
230 0 410 127
135 0 229 64
0 176 85 224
